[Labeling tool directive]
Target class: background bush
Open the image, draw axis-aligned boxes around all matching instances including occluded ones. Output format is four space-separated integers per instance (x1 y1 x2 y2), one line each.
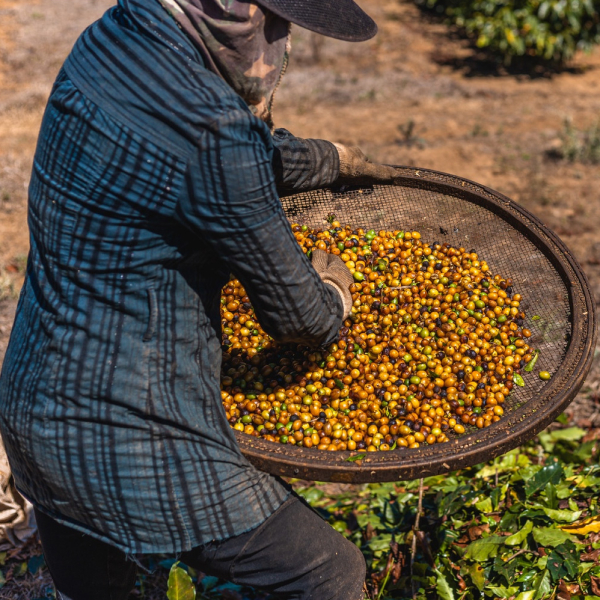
414 0 600 64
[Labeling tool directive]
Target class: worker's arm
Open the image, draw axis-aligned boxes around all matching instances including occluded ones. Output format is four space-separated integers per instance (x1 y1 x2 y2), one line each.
272 128 401 195
175 109 348 347
271 128 340 195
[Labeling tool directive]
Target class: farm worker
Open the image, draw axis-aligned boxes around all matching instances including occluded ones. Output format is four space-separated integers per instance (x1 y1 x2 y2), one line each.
0 0 400 598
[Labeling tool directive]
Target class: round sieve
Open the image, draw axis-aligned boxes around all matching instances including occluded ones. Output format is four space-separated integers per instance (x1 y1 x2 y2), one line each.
234 166 597 483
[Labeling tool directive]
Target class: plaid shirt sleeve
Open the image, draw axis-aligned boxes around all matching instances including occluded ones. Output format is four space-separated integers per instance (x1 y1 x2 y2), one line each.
272 128 340 196
177 110 343 347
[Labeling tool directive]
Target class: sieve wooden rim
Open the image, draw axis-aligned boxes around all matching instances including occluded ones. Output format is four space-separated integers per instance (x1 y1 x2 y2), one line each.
234 167 597 483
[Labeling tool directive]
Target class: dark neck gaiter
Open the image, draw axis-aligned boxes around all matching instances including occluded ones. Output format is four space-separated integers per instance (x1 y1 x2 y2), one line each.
157 0 290 128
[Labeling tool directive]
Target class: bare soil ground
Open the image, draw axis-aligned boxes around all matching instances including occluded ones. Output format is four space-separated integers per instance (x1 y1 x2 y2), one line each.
0 0 599 596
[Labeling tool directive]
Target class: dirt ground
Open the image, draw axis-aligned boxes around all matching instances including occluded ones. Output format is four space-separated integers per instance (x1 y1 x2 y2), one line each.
0 0 599 594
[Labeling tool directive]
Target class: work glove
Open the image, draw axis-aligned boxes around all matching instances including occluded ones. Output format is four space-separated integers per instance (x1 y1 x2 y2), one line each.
333 143 400 186
311 249 354 319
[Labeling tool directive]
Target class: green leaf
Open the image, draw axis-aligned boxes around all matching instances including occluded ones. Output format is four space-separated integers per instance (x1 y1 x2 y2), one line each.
532 315 541 321
464 563 485 591
345 454 366 463
554 481 572 499
513 373 525 387
524 462 563 497
541 507 582 522
297 487 324 504
499 506 522 532
549 427 586 442
167 564 196 600
538 431 555 453
438 484 473 517
519 508 547 523
434 567 455 600
476 451 526 478
382 500 402 526
487 585 519 598
515 591 535 600
547 541 579 581
524 351 539 372
578 561 596 576
27 555 45 576
532 569 553 600
200 576 219 592
517 563 540 584
576 475 600 489
13 562 26 578
475 497 493 513
514 464 541 484
368 533 393 553
537 555 548 569
493 551 521 585
505 520 533 546
544 433 591 465
491 483 507 510
331 520 347 533
465 535 505 561
545 481 557 510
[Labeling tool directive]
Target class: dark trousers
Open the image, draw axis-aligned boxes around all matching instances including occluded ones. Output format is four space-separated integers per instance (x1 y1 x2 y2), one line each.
34 497 366 600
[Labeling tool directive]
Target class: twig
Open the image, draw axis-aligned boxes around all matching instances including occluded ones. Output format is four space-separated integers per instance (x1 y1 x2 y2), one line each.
537 444 545 465
363 582 372 600
410 478 425 600
505 548 538 563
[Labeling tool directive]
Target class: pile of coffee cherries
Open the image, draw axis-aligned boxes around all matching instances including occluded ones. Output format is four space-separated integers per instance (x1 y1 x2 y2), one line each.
220 220 533 452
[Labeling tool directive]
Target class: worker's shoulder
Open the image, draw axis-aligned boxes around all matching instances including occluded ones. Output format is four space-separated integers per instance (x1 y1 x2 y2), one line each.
63 4 256 154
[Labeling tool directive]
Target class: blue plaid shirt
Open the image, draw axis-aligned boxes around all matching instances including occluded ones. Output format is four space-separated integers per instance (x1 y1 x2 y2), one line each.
0 0 343 554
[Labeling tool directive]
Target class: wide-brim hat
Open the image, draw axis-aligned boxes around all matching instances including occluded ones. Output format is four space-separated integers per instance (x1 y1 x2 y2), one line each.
256 0 377 42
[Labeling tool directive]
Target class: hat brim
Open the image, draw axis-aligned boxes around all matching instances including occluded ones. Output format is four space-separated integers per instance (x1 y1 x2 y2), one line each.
256 0 377 42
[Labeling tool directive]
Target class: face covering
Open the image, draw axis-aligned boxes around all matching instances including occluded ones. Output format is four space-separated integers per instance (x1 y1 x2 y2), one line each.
157 0 291 128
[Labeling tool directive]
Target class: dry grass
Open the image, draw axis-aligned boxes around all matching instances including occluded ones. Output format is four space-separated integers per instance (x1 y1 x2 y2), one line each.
0 271 19 302
0 572 55 600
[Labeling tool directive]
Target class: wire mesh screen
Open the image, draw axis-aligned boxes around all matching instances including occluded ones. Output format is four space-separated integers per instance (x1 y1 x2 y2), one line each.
235 167 596 483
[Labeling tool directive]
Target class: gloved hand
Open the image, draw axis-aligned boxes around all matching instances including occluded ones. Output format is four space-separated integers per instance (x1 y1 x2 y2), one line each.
333 143 399 185
311 249 354 319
